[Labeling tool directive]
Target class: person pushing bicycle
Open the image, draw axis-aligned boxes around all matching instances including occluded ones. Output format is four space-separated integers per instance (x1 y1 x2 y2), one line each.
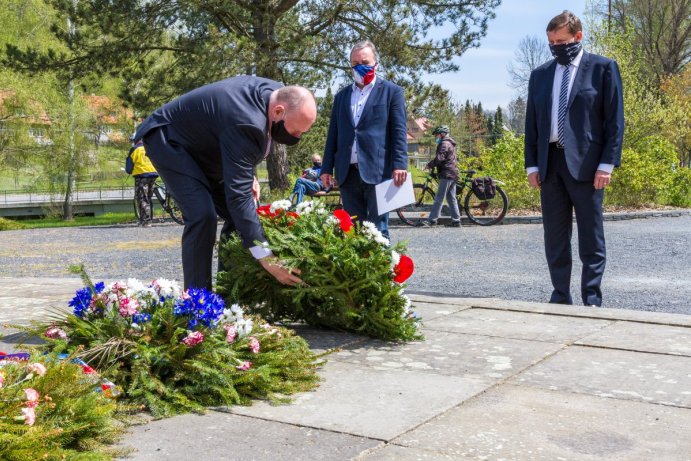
126 136 159 227
423 125 461 227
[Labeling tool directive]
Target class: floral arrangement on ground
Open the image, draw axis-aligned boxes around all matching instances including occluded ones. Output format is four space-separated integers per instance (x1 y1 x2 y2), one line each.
30 267 320 418
0 351 126 461
217 200 421 342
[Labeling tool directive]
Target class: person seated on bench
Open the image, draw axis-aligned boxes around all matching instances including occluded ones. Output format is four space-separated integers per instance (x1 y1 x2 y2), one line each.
291 154 331 204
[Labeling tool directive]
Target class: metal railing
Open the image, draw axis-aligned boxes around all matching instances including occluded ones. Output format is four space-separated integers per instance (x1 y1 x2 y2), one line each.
0 186 134 206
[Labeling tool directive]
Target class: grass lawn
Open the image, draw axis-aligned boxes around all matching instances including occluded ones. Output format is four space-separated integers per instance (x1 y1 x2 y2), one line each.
1 212 136 230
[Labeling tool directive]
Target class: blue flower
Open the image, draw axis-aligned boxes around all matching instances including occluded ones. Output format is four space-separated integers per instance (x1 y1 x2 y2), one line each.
173 288 225 329
132 313 151 324
68 282 105 318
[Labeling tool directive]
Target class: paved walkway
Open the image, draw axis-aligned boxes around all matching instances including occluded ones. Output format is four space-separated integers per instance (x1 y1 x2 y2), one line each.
1 277 690 460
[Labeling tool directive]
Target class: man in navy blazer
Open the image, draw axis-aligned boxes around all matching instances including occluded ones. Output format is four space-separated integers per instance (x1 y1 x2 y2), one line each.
135 76 317 290
321 40 408 240
525 11 624 307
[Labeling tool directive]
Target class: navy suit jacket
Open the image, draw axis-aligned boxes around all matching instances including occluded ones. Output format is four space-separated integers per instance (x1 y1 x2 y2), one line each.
322 78 408 185
524 51 624 182
135 76 280 248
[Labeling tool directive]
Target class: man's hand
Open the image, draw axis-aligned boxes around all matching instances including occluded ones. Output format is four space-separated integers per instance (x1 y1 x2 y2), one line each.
527 171 541 189
252 177 261 204
320 173 335 190
594 170 612 190
392 169 408 187
259 257 303 286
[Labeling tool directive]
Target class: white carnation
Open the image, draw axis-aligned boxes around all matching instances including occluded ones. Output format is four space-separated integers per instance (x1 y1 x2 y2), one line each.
295 201 314 215
361 221 390 246
391 250 401 267
270 199 292 213
236 318 254 337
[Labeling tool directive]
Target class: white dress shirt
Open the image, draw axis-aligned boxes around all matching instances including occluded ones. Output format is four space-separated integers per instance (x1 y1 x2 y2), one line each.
249 136 274 259
527 49 613 176
350 77 377 164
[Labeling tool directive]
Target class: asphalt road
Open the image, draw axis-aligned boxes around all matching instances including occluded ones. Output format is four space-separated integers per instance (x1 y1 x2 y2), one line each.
2 215 689 314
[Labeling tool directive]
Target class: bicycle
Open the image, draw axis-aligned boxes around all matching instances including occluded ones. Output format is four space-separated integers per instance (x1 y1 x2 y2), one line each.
133 179 185 225
396 170 509 226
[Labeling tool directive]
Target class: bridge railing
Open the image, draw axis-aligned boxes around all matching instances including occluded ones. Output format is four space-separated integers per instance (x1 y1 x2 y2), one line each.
0 186 135 206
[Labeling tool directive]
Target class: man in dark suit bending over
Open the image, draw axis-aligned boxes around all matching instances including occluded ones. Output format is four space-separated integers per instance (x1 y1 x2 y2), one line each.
524 11 624 307
135 76 317 290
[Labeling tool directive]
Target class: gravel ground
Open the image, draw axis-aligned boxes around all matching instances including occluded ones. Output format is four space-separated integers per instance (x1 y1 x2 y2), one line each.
2 215 689 314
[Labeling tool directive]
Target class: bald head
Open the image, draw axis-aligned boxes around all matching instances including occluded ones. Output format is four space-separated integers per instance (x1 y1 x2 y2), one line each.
269 86 317 139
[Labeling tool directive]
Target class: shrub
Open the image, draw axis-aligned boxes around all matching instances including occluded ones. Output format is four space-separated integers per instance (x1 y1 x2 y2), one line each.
0 217 25 231
607 136 689 207
461 134 540 210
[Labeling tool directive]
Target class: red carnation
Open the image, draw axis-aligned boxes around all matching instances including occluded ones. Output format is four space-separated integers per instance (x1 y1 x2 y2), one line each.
333 209 354 233
257 205 277 218
393 254 414 284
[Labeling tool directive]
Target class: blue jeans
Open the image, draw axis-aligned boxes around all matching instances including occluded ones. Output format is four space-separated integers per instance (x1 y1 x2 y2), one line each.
339 165 389 240
428 178 461 222
292 178 322 204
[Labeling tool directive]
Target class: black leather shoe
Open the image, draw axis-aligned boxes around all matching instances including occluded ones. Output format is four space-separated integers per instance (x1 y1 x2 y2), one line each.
445 221 461 227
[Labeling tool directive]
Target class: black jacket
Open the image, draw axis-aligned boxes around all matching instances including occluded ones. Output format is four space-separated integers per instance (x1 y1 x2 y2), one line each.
427 135 458 180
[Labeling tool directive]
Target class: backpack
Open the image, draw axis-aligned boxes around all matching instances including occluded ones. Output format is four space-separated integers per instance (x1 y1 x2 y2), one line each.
125 153 134 175
472 177 496 200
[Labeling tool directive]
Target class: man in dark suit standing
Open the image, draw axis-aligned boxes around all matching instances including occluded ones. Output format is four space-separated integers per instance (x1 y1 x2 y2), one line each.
135 76 317 290
525 11 624 307
320 40 408 240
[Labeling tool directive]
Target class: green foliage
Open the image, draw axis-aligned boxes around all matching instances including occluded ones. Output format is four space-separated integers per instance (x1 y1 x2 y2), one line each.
0 216 25 230
217 201 421 342
469 134 540 210
607 136 691 207
34 272 320 418
0 354 125 460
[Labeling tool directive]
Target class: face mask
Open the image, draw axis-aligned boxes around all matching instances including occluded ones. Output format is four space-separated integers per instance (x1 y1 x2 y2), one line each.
270 119 301 146
313 162 322 168
549 40 582 65
435 137 441 145
352 63 376 86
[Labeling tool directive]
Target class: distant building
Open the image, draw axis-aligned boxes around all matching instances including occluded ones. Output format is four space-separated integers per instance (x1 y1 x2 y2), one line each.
406 117 431 154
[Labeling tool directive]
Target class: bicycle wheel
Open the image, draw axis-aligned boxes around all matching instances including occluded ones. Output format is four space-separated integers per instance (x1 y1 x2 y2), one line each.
464 185 509 226
396 185 434 226
164 194 185 225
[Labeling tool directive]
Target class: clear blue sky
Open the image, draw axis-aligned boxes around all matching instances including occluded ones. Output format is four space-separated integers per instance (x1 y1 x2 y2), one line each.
425 0 589 110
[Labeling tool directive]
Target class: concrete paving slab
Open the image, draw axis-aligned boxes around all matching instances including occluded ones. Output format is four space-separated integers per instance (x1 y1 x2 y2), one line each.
359 445 464 460
118 411 381 461
392 384 691 461
576 321 691 357
408 300 472 321
332 330 563 380
466 298 691 327
408 293 495 307
424 308 613 343
230 360 491 441
511 345 691 408
286 324 368 355
0 276 82 324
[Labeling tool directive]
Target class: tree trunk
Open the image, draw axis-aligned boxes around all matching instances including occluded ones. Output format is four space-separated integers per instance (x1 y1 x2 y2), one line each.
253 4 290 192
63 5 77 220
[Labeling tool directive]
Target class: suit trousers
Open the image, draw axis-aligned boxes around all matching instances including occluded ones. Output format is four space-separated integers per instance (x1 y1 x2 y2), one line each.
541 144 606 306
339 164 390 240
143 126 237 291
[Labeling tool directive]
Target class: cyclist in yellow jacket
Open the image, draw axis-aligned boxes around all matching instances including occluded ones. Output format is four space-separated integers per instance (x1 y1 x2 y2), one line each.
126 139 159 227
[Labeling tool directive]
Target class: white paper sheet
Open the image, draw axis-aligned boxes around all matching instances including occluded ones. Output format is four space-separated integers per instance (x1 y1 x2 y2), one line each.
375 174 415 215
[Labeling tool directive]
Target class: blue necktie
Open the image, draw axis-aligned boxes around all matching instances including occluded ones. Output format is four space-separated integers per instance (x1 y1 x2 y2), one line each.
557 64 571 147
